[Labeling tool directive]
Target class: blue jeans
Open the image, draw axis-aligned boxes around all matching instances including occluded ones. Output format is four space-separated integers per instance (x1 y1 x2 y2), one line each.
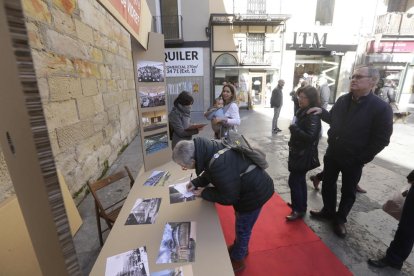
288 171 307 213
230 207 262 261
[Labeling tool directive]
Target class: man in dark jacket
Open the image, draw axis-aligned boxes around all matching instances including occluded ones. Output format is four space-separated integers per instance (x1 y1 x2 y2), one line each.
309 65 393 238
271 79 285 133
368 170 414 270
172 137 274 272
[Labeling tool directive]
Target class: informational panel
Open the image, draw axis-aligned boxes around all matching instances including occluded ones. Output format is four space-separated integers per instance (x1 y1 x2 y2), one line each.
165 48 204 77
133 32 171 171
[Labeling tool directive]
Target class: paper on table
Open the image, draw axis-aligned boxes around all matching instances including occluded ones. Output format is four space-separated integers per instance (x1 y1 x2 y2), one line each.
173 182 194 198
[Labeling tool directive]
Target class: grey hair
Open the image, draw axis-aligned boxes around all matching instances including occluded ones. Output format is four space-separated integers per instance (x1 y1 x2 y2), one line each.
172 140 195 167
356 65 380 85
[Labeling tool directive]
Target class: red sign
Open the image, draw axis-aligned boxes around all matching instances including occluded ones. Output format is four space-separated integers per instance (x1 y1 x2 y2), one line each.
108 0 141 34
367 40 414 53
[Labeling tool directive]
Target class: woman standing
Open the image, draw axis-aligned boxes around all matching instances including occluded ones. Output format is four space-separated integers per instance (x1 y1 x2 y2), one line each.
286 86 321 221
212 84 241 138
168 91 200 149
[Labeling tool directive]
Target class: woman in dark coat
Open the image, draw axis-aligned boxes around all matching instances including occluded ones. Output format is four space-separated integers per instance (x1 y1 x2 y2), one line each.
172 137 274 272
168 91 200 149
287 86 321 221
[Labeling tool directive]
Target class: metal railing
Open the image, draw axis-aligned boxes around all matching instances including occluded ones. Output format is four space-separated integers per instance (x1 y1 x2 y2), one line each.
375 12 414 35
153 15 183 41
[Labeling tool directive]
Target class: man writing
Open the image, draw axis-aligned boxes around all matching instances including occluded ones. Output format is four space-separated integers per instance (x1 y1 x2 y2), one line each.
271 79 285 133
309 65 393 238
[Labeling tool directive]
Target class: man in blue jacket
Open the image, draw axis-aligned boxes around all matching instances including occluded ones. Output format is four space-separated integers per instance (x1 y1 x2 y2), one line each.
309 65 393 238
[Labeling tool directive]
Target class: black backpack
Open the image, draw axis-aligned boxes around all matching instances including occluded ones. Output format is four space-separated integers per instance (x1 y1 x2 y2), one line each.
209 130 269 173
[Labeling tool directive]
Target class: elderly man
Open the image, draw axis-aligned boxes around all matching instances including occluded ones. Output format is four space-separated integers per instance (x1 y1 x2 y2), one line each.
309 65 393 238
172 137 274 272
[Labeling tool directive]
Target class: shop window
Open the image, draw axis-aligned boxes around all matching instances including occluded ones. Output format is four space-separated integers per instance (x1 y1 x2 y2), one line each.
315 0 335 26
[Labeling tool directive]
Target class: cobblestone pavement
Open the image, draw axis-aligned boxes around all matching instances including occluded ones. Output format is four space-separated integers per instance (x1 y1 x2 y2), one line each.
74 104 414 275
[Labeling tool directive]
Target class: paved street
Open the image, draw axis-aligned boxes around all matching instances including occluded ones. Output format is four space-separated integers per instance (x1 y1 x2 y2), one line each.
75 103 414 275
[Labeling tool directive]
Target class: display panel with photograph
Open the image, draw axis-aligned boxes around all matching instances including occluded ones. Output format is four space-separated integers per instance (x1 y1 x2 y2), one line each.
156 222 196 264
143 171 170 186
139 86 166 108
142 110 167 132
125 198 162 225
137 61 165 82
144 131 168 155
105 246 149 276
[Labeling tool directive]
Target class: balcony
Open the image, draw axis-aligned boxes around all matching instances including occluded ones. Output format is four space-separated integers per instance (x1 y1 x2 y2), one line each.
209 13 290 27
153 15 183 43
375 12 414 36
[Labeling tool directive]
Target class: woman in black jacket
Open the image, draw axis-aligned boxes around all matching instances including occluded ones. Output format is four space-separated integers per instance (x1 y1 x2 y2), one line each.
172 137 274 272
287 86 321 221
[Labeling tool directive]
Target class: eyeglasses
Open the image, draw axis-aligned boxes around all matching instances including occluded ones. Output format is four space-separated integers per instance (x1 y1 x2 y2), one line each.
349 75 371 80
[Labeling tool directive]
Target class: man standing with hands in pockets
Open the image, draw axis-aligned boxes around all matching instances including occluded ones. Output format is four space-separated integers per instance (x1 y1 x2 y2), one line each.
308 65 393 238
271 79 285 133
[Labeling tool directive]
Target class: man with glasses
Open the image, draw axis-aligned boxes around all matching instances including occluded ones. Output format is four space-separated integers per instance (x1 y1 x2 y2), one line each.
308 65 393 238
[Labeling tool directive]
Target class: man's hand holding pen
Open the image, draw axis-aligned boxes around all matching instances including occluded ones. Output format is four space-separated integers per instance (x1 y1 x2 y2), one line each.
186 173 204 197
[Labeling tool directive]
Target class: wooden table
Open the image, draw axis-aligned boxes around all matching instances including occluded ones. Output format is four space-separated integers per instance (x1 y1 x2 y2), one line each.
89 161 234 276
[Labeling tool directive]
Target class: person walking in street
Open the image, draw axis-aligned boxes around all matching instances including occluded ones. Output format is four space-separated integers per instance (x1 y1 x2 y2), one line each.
308 65 393 238
212 84 240 138
172 137 274 272
286 86 321 221
271 79 285 133
317 76 330 109
368 170 414 270
309 171 367 193
168 91 201 149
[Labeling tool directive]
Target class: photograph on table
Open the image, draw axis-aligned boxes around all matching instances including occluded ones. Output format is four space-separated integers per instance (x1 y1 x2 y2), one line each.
125 198 162 225
156 221 196 264
105 246 149 276
144 131 169 155
169 182 196 204
139 86 166 108
142 110 167 132
151 264 194 276
143 170 170 186
137 61 165 82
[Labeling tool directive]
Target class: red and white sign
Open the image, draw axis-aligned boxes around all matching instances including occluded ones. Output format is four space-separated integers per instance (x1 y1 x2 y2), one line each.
101 0 141 35
367 40 414 53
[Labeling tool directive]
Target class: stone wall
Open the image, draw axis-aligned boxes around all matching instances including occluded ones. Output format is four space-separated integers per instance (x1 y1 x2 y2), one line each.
0 0 142 202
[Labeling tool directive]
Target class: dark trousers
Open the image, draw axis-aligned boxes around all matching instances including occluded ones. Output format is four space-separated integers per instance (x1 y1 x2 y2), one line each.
321 154 363 223
386 185 414 266
230 207 262 261
288 171 307 213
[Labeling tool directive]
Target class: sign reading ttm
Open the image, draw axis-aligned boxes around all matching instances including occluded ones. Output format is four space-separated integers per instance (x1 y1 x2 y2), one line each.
290 32 327 49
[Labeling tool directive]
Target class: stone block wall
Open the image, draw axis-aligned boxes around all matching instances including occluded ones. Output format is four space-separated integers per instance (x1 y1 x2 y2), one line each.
0 0 142 202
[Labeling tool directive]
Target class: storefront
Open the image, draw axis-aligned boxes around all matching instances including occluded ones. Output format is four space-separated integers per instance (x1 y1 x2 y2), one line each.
364 40 414 106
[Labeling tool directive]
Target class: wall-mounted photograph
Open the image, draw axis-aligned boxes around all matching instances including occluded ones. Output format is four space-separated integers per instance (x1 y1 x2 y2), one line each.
139 86 166 108
137 61 165 82
142 110 167 132
144 131 168 155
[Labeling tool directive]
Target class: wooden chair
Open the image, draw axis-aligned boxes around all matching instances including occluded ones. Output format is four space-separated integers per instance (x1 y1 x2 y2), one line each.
87 166 135 246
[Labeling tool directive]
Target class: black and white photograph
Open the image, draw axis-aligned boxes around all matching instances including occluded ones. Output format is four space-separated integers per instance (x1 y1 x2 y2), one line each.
105 246 149 276
139 86 166 108
150 264 193 276
125 198 162 225
169 182 196 204
137 61 165 82
143 171 170 186
144 132 169 155
142 110 167 132
156 222 196 264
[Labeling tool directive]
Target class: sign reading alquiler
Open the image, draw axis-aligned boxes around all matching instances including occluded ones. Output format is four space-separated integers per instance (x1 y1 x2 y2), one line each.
99 0 141 35
165 48 203 77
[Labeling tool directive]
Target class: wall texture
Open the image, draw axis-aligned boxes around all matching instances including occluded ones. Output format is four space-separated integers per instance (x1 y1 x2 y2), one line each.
0 0 142 203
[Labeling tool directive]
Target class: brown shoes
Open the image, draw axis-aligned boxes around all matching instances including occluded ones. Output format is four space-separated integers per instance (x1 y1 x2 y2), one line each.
356 185 367 193
231 258 246 272
333 222 347 238
310 175 321 190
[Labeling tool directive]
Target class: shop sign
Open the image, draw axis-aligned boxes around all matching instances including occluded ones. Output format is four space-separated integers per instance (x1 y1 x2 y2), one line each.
165 48 204 77
98 0 141 35
289 32 327 49
367 40 414 53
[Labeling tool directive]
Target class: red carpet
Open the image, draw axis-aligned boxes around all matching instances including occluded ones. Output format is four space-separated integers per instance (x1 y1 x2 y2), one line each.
216 194 352 275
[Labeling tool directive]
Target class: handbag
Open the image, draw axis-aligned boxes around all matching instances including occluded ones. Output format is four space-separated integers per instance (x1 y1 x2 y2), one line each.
288 146 320 173
382 185 410 221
